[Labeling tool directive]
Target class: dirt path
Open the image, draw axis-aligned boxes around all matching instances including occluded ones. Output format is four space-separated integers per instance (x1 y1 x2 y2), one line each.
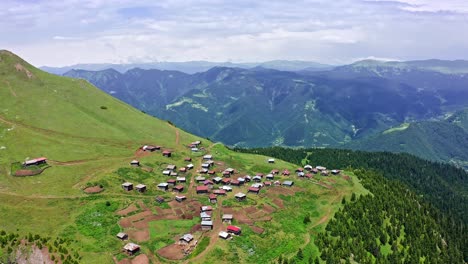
167 123 180 145
3 80 17 97
185 209 223 263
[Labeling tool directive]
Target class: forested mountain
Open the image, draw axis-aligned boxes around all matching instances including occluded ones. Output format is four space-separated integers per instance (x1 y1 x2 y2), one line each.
63 60 468 166
236 147 468 262
42 60 332 75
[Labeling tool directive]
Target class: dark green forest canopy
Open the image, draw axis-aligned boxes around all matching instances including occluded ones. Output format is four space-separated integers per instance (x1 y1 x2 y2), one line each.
235 147 468 262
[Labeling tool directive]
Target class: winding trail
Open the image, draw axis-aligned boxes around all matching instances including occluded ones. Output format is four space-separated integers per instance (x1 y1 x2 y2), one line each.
3 80 17 97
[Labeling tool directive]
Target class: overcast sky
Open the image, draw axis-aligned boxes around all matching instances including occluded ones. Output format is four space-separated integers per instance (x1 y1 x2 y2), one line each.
1 0 468 66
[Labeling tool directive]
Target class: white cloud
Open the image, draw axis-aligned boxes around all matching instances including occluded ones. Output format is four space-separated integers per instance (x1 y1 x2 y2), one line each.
0 0 467 66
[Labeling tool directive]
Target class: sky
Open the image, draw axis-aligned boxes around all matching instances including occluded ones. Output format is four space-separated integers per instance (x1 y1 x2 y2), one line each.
1 0 468 67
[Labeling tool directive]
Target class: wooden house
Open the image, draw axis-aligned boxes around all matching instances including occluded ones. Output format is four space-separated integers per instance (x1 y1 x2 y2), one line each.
201 163 211 169
213 177 223 184
316 166 326 171
219 231 230 239
282 180 294 187
282 170 291 176
231 180 241 186
157 183 169 191
244 175 251 182
176 177 186 183
331 169 341 175
248 187 260 194
167 179 176 185
179 167 187 173
237 177 245 185
166 164 176 171
175 195 186 202
271 169 279 175
187 164 194 170
264 181 272 186
201 205 213 212
213 189 227 195
135 184 146 193
201 221 213 231
23 157 47 166
235 192 246 201
203 155 213 160
122 182 133 191
123 243 140 255
179 234 193 244
184 157 192 162
196 176 206 183
162 150 172 157
227 225 241 235
170 172 178 177
130 160 140 166
116 232 128 240
268 158 275 163
196 185 209 194
162 170 171 176
200 212 212 221
204 180 214 186
321 170 329 176
209 194 217 204
252 176 262 182
155 196 165 203
222 171 231 178
173 185 184 192
222 185 232 192
222 214 233 223
266 174 274 180
221 178 231 185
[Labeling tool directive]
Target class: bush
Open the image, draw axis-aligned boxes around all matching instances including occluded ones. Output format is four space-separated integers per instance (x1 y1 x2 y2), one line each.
100 106 107 110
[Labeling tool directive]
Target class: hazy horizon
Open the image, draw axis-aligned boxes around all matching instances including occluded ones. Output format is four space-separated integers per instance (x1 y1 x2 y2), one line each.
2 0 468 67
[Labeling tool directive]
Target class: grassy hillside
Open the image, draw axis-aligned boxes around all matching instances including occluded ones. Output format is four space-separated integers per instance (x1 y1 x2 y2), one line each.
0 50 364 263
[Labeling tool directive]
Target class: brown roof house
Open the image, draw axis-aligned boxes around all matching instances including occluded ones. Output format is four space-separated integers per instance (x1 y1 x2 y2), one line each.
162 150 172 157
196 185 209 194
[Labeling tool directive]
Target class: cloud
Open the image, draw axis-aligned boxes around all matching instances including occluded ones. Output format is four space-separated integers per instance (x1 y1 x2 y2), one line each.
0 0 467 66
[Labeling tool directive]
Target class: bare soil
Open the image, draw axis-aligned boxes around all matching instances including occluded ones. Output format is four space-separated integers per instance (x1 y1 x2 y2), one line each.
83 186 104 194
250 225 264 234
129 230 150 242
132 254 149 264
157 244 185 260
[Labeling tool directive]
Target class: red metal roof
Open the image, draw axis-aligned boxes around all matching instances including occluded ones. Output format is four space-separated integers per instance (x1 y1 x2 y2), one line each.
196 185 209 191
227 225 241 232
209 194 217 199
248 187 260 192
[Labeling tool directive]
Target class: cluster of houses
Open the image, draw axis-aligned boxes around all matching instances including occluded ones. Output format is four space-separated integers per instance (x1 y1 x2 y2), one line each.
117 141 343 256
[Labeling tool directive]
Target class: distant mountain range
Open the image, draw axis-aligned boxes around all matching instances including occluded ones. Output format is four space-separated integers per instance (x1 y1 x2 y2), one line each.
42 60 333 75
62 59 468 166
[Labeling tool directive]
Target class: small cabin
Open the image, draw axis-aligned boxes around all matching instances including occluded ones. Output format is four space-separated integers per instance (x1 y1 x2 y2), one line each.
23 157 47 166
266 174 274 180
316 166 326 171
222 171 231 178
219 231 231 239
176 177 186 183
201 205 213 212
331 169 341 175
173 185 184 192
196 176 206 183
282 181 294 187
244 175 251 182
187 164 194 170
213 189 227 195
170 172 178 177
282 170 291 176
196 185 209 194
248 187 260 194
321 170 329 176
123 243 140 255
203 154 213 160
231 180 241 186
130 160 140 167
179 167 187 173
304 165 313 171
222 214 233 223
157 183 169 191
235 192 246 201
166 164 176 171
252 176 262 182
251 183 263 189
222 186 232 192
204 180 214 186
264 181 272 186
268 158 275 164
209 194 217 204
237 177 245 184
207 170 216 175
271 169 279 175
227 225 241 235
222 178 231 185
213 177 223 184
162 170 171 176
116 232 128 240
179 234 194 244
135 184 146 193
200 212 211 221
122 182 133 191
167 179 176 185
155 196 165 203
162 150 172 157
201 220 213 231
184 157 192 162
175 195 186 202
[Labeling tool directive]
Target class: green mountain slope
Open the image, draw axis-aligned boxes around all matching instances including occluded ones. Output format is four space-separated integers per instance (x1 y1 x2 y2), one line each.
0 50 364 263
345 110 468 169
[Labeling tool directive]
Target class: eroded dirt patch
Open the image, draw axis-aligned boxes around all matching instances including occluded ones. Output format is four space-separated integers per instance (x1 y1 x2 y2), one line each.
157 244 186 260
84 186 104 194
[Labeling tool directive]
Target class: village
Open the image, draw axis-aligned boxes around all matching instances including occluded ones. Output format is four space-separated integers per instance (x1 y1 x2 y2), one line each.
15 136 346 263
105 140 343 261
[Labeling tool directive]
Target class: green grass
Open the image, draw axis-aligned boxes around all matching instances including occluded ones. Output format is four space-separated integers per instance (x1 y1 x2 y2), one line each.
191 236 210 258
148 218 200 251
